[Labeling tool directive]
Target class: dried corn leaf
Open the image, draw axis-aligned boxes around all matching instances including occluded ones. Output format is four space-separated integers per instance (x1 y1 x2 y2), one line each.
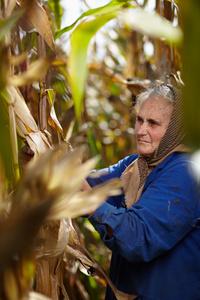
26 132 51 155
89 63 127 84
88 63 162 96
46 89 64 136
8 58 52 87
16 145 126 299
6 86 37 130
47 152 100 192
0 197 52 273
28 291 52 300
64 221 137 300
60 106 76 141
10 52 27 66
49 179 122 220
0 156 7 213
18 15 35 33
4 268 19 300
4 0 17 17
166 0 179 10
18 0 55 51
35 218 70 258
18 145 121 219
6 86 52 155
34 258 59 299
22 145 85 192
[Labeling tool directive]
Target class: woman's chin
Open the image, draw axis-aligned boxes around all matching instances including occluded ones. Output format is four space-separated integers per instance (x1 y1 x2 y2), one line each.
137 146 153 157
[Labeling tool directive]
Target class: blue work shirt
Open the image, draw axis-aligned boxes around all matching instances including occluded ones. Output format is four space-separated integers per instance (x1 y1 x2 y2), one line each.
87 152 200 300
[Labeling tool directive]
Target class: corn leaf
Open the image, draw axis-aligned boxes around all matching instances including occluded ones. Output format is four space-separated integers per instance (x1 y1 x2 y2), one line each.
4 0 17 17
4 268 19 300
50 0 63 29
28 291 52 300
65 223 137 300
166 0 179 10
10 52 28 66
48 179 122 220
122 8 183 44
8 103 20 183
8 58 52 87
34 219 70 258
0 199 52 271
54 0 132 39
18 145 122 219
0 47 10 90
0 9 24 41
0 158 6 213
19 0 55 51
6 86 52 155
46 89 64 136
0 92 14 182
69 12 118 119
182 0 200 149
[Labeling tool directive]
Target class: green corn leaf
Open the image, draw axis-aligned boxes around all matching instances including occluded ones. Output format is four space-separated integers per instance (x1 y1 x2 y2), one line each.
122 8 183 44
54 0 63 29
54 0 132 39
0 91 14 183
182 0 200 149
68 12 118 120
0 9 24 42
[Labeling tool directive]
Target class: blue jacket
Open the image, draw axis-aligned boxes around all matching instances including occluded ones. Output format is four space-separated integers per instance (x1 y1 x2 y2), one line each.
87 152 200 300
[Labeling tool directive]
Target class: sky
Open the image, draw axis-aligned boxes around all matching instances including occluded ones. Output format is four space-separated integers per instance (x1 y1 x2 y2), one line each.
61 0 111 28
60 0 155 28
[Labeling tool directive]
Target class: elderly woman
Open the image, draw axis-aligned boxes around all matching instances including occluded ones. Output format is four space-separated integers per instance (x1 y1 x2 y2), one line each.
86 84 200 300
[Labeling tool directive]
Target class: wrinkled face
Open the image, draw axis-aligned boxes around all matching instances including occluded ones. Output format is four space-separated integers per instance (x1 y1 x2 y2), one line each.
135 97 174 157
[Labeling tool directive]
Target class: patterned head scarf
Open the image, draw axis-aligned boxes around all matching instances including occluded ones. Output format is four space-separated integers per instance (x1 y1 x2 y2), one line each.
121 84 188 208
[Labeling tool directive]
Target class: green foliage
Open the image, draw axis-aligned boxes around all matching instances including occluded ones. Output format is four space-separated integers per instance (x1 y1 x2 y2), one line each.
182 1 200 149
0 93 14 183
122 8 183 44
0 8 24 41
54 0 133 39
69 12 118 120
47 0 63 30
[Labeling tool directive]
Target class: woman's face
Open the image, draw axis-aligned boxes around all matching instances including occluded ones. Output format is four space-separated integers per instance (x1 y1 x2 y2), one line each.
135 96 174 157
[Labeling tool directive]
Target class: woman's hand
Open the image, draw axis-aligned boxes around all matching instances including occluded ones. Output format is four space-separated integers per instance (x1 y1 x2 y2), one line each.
81 180 92 191
19 144 35 169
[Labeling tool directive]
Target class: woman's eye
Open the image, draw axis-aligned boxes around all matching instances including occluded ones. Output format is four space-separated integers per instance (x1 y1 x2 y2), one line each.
149 120 158 126
136 116 143 123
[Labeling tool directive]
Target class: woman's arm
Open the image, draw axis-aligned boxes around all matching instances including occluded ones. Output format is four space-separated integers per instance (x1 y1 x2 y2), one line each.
88 158 199 262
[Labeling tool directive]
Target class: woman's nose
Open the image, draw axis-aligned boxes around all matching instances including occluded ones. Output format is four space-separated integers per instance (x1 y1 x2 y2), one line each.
137 122 148 135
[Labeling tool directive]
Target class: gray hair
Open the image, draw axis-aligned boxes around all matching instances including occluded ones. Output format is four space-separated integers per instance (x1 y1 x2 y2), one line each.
136 84 175 112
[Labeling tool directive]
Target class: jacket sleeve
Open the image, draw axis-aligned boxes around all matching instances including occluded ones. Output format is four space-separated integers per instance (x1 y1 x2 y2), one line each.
88 158 199 263
87 154 137 207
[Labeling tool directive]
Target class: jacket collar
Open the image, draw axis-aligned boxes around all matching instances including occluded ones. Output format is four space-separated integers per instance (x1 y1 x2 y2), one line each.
143 152 178 191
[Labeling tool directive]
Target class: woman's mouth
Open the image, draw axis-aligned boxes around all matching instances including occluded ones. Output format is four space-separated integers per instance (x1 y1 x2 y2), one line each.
137 139 150 144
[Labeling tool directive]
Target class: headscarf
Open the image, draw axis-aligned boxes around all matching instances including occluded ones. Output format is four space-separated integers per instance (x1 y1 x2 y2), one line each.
121 84 188 208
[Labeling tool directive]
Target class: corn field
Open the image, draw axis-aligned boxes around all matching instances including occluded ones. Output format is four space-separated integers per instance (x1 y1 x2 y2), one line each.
0 0 199 299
